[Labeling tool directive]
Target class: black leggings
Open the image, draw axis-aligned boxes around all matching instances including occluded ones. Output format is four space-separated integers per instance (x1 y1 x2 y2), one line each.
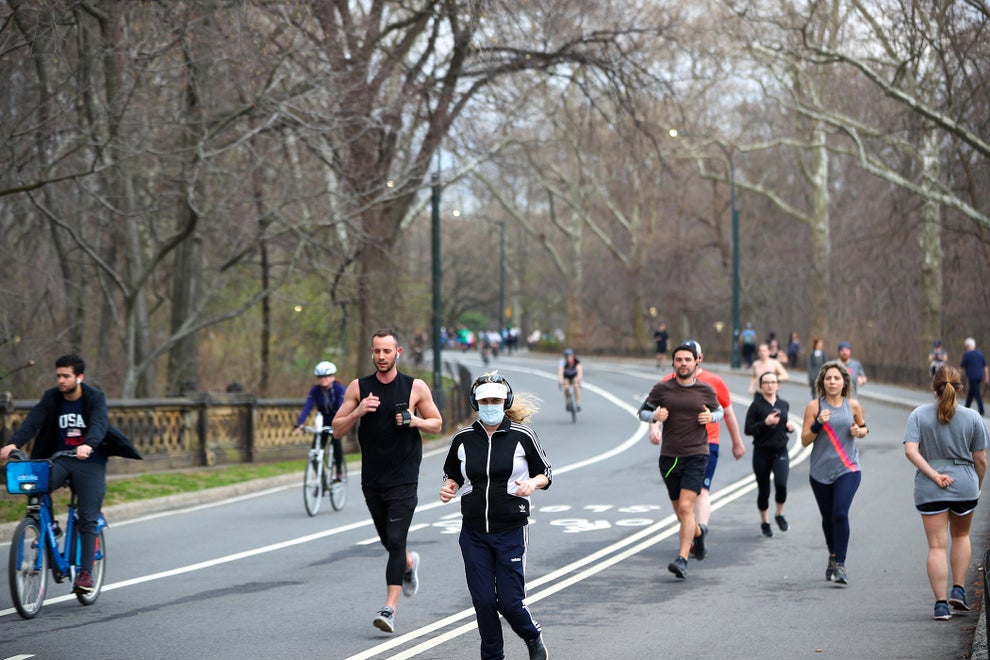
752 448 789 512
362 483 418 585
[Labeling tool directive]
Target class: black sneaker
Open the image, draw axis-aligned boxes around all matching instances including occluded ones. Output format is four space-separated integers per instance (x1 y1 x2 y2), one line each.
692 524 708 560
775 514 789 532
761 522 773 537
667 555 688 579
949 585 971 612
525 635 549 660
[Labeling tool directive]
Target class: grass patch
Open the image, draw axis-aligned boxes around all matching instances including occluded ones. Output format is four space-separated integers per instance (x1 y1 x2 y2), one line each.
0 459 315 524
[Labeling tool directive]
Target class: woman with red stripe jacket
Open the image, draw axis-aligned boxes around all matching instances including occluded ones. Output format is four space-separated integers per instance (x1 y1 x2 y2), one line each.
439 372 551 660
801 360 869 587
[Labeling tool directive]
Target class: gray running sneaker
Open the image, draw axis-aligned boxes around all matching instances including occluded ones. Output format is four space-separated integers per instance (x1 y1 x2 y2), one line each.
949 585 971 612
403 551 420 597
373 606 395 633
667 555 688 579
833 562 848 585
825 557 837 581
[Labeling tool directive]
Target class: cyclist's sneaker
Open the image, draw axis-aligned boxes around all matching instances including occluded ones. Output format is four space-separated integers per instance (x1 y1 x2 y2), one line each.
576 405 581 412
403 551 420 597
692 524 708 560
333 471 344 483
761 522 773 538
825 557 837 582
73 570 94 595
949 585 971 612
667 555 688 579
775 514 789 532
833 562 848 585
525 634 549 660
373 606 395 633
933 601 952 620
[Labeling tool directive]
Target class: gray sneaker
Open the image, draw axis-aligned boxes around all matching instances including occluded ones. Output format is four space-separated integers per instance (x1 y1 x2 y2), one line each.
667 555 688 579
833 562 848 585
403 551 420 597
825 557 837 581
373 606 395 633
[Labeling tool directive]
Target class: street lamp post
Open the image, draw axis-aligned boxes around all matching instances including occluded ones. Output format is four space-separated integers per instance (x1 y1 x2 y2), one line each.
496 220 506 332
713 142 742 369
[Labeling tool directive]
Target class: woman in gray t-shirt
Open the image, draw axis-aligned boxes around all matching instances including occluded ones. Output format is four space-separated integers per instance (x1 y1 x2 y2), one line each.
904 365 988 621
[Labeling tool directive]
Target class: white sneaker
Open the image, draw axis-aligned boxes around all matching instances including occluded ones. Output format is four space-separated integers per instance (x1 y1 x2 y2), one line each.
403 551 420 597
373 606 395 633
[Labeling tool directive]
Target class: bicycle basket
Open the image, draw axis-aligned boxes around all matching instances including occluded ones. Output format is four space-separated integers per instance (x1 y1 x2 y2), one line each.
6 460 50 494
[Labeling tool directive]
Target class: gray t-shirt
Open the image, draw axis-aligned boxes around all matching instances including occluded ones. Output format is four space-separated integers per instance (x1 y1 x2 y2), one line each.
809 398 860 484
903 403 989 505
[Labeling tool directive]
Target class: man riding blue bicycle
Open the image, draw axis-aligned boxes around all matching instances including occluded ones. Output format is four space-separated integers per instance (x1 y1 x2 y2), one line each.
0 354 138 595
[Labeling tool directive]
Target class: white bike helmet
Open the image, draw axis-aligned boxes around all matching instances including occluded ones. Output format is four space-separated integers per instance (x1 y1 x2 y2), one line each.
314 361 337 377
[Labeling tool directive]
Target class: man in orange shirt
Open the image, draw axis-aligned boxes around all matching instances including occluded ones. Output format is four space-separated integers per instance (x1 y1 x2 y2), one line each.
651 340 745 559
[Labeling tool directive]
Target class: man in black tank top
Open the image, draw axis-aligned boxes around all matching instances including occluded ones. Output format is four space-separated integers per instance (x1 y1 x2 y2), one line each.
333 329 443 634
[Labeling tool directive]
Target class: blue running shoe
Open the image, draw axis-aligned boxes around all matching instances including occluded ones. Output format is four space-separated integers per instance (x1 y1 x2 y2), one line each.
933 601 951 620
949 585 971 612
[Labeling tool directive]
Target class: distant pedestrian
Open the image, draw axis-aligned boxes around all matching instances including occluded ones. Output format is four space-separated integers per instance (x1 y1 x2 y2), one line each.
768 337 788 365
928 340 947 377
801 360 869 585
440 372 551 660
837 341 867 398
903 366 988 621
745 371 796 537
749 343 789 395
740 322 758 368
786 331 801 368
960 338 988 416
807 337 827 399
652 322 670 371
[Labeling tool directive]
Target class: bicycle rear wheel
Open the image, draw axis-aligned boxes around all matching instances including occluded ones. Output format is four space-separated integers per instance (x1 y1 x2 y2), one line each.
330 459 348 511
303 452 323 516
8 518 48 619
75 528 106 606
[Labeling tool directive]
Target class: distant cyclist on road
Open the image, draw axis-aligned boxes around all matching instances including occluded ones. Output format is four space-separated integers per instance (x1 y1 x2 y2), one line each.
294 361 346 481
557 348 583 412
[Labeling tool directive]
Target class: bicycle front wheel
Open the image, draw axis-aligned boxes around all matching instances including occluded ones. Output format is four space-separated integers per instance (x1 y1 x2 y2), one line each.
303 453 323 516
330 459 348 511
8 518 48 619
76 528 106 606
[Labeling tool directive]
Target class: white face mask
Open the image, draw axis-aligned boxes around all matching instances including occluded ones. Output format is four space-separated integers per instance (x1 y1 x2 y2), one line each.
478 403 505 426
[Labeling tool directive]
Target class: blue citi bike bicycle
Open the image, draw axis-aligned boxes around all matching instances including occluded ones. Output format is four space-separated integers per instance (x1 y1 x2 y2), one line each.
302 414 347 516
6 449 107 619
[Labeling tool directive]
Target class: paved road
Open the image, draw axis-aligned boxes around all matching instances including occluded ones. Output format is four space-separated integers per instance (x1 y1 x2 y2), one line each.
1 353 986 659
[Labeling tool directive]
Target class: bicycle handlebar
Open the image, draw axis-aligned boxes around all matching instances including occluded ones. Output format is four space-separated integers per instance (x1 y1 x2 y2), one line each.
6 449 78 463
301 426 333 435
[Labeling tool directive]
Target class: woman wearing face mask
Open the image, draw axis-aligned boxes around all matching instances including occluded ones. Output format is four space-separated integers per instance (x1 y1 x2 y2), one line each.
440 372 552 660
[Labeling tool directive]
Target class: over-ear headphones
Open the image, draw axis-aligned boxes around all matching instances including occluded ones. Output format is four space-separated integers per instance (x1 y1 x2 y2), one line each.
469 372 514 411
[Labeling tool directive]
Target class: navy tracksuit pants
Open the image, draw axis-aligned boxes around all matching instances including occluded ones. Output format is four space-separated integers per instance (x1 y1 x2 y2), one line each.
459 525 541 660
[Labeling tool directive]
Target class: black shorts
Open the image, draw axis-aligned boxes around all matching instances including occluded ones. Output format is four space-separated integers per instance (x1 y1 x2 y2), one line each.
658 454 709 501
916 499 979 515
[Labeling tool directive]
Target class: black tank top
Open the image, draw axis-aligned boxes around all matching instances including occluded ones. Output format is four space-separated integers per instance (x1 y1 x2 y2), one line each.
357 372 422 487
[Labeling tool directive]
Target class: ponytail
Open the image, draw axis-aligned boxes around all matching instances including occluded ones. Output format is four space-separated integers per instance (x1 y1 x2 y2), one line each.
931 365 962 424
